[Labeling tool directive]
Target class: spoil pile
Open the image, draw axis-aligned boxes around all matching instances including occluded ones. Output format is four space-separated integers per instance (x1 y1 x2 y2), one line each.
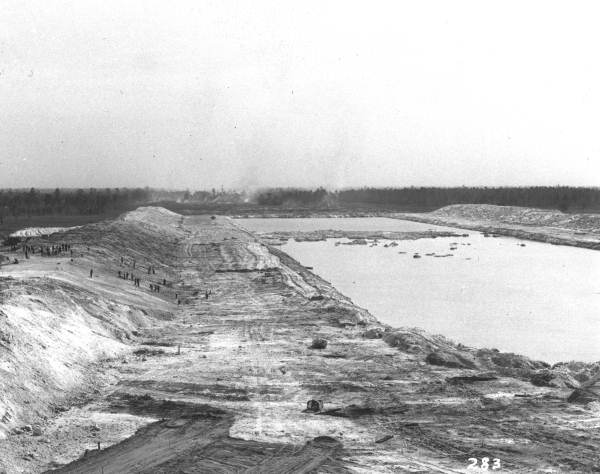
395 204 600 249
0 207 598 473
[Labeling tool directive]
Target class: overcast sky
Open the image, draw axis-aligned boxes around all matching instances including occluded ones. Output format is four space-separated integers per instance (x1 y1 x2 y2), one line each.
1 0 599 190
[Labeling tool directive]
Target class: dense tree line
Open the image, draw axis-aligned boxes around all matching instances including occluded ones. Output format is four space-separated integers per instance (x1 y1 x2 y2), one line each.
255 187 329 206
150 188 246 203
253 187 600 212
2 186 598 218
0 188 151 219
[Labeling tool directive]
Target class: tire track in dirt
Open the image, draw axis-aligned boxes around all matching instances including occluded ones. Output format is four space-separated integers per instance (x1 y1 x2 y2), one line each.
1 208 593 473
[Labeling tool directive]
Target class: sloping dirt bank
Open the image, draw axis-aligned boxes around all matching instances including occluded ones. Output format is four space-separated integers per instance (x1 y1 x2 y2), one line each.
0 277 152 438
0 207 599 472
393 204 600 250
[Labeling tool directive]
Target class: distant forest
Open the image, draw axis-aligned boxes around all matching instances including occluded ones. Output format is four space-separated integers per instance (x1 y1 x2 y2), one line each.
255 186 600 212
0 188 151 221
1 186 599 221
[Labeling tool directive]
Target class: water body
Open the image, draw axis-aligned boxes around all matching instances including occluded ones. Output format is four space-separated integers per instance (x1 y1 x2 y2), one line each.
236 217 600 363
235 217 460 233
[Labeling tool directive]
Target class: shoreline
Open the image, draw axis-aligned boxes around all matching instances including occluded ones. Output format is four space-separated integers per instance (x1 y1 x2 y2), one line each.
397 214 600 250
228 204 600 250
392 206 600 251
262 232 595 368
0 207 599 472
257 229 468 245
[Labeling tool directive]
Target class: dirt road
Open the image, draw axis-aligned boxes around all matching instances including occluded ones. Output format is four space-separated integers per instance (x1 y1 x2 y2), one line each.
0 207 599 473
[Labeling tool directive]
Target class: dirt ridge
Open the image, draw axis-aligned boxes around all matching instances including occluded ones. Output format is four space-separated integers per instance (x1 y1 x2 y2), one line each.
394 204 600 250
0 207 599 473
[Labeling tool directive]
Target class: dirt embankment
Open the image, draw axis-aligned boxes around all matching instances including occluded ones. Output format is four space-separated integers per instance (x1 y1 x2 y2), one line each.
0 278 151 439
0 207 599 473
394 204 600 249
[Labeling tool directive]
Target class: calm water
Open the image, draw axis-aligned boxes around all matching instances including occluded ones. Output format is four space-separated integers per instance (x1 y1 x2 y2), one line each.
237 217 600 363
235 217 460 233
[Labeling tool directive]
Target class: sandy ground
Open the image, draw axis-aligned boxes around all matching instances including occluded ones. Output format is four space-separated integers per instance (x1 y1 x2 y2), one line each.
394 204 600 250
0 207 599 473
9 227 80 238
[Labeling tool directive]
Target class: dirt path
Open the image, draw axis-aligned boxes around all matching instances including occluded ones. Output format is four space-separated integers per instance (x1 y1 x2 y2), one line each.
1 207 599 473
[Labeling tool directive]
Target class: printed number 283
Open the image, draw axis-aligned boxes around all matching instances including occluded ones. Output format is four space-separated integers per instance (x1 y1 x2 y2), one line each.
468 457 501 470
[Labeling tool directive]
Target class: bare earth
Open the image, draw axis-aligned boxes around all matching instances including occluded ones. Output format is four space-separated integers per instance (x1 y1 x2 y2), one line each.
0 207 599 473
394 204 600 250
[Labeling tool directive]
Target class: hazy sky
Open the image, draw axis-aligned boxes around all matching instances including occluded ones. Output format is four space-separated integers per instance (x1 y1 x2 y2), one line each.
1 0 599 189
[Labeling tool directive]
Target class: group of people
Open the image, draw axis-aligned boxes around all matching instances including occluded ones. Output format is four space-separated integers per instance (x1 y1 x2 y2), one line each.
4 240 216 310
120 257 165 293
117 255 213 306
22 244 35 255
22 242 72 259
118 270 141 287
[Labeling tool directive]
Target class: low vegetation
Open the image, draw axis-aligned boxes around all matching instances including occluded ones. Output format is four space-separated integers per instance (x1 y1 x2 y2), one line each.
255 186 600 212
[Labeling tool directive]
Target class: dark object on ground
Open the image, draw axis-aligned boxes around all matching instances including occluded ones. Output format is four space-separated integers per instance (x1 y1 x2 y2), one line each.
311 435 339 444
306 400 324 412
481 350 549 370
530 370 578 389
568 375 600 404
316 408 342 416
531 370 557 387
363 328 384 339
426 351 477 369
375 435 394 444
383 331 431 353
310 338 327 349
447 374 498 384
319 404 381 418
133 348 165 357
342 404 375 417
